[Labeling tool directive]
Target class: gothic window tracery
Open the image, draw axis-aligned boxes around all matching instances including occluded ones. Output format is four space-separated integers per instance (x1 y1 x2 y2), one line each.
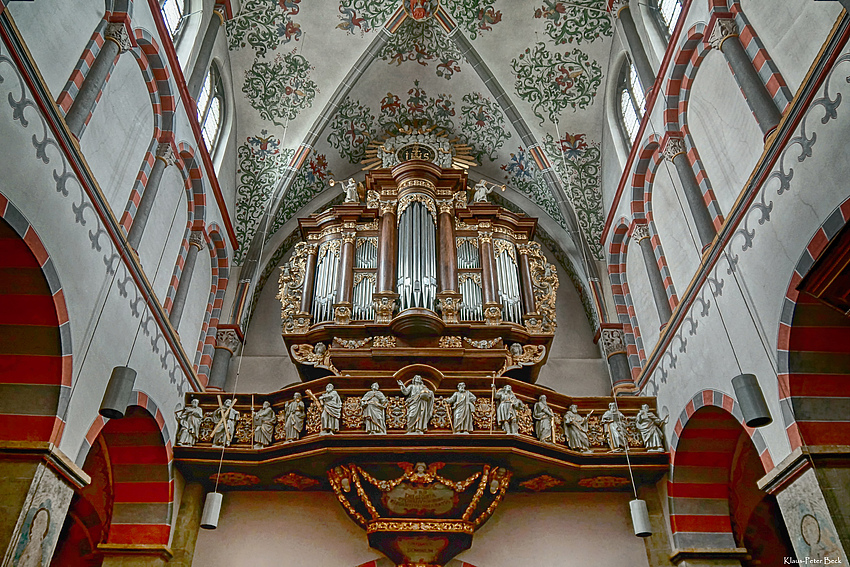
197 63 225 151
619 61 645 144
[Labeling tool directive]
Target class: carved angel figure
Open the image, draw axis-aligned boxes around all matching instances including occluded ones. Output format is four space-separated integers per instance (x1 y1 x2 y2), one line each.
284 393 305 442
470 179 504 202
495 385 523 435
533 395 554 443
175 399 203 447
253 401 276 448
563 404 592 452
635 404 667 452
445 382 476 433
361 383 388 435
601 402 629 452
398 375 434 434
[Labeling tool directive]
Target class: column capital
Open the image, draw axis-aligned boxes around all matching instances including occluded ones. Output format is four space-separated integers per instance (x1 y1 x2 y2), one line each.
213 5 227 25
600 327 627 358
631 222 650 242
188 230 205 250
104 22 134 53
707 17 738 51
379 200 397 215
342 231 356 244
215 328 242 354
661 134 687 162
610 0 629 17
155 142 177 166
437 199 454 215
478 230 493 244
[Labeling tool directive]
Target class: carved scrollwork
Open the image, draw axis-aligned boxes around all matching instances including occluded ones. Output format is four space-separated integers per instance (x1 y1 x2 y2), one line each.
373 335 397 348
342 397 364 429
274 410 288 440
516 403 534 436
484 305 502 326
430 397 452 429
455 220 477 231
334 305 352 325
437 295 462 323
439 336 463 348
525 242 559 334
366 189 381 210
385 397 407 429
397 193 436 221
493 239 516 260
277 242 310 334
290 343 338 374
305 403 321 434
473 399 495 430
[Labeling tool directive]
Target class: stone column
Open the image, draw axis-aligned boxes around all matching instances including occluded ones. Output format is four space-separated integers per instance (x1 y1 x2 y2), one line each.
187 6 226 101
612 0 655 94
708 18 782 136
517 243 537 316
128 143 177 249
632 223 673 326
170 230 205 329
662 135 717 250
65 22 133 138
207 328 241 391
166 482 204 567
373 200 398 324
334 230 356 324
478 229 502 325
600 325 634 394
435 199 462 323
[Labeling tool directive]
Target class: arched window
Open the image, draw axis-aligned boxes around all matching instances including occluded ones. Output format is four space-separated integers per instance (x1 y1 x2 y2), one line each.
619 62 645 143
655 0 682 36
197 64 225 151
160 0 186 40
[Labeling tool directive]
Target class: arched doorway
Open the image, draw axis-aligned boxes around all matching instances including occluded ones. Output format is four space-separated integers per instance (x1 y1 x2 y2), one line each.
51 403 173 566
669 396 795 565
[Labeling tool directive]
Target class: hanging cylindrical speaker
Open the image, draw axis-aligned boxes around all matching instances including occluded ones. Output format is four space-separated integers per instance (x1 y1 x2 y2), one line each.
201 492 223 530
630 499 652 537
732 373 772 427
99 366 137 419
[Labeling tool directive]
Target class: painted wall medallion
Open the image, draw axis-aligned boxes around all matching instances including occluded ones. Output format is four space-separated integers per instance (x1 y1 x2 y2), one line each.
404 0 439 21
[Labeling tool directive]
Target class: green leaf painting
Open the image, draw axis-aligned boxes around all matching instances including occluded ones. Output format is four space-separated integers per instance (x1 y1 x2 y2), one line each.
243 51 318 126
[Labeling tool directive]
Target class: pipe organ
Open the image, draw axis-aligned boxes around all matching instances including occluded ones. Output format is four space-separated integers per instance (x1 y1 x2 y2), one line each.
278 160 559 382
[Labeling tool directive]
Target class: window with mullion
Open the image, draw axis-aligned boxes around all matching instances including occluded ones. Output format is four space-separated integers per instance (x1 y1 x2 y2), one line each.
620 63 644 143
160 0 185 40
656 0 683 37
197 65 224 151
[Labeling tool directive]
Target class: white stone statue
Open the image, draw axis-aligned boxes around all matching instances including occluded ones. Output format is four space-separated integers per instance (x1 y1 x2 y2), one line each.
253 401 276 448
398 375 434 434
601 402 628 452
175 399 203 447
342 178 360 203
211 399 239 448
471 179 504 202
563 404 592 452
533 394 554 443
361 382 388 435
635 404 667 452
319 383 342 435
495 385 523 435
284 393 305 442
445 382 476 434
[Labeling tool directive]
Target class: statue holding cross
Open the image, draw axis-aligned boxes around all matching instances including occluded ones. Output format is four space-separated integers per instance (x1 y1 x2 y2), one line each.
211 397 240 448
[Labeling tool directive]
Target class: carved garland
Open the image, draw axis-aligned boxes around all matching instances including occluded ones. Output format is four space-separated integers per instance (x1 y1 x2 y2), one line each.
522 242 559 334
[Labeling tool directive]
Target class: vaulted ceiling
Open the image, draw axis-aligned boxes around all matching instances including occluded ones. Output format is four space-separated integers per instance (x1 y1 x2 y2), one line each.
225 0 614 275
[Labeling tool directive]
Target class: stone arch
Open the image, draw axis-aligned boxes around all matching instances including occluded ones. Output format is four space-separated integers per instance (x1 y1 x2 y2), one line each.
193 225 230 386
72 392 174 547
0 194 71 444
131 29 177 140
668 390 795 564
777 198 850 450
607 219 647 380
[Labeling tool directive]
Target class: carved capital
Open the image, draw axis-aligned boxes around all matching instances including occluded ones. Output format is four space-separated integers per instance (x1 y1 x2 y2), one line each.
661 135 687 162
600 328 627 358
104 22 133 53
631 223 650 242
379 200 397 215
484 304 502 326
215 329 242 354
437 199 454 215
155 143 177 167
333 304 352 325
292 312 311 334
708 18 738 50
610 0 629 17
342 231 356 245
306 243 319 255
189 231 205 250
437 293 463 324
517 243 534 255
478 231 493 244
213 5 226 25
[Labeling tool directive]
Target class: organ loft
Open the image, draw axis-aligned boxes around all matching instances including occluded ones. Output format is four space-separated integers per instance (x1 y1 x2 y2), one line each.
174 144 668 567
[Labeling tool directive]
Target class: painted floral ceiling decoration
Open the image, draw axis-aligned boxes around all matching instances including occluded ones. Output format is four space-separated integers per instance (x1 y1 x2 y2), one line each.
224 0 613 267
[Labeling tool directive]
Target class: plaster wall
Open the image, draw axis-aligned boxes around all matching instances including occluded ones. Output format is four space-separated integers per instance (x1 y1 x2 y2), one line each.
648 170 702 290
687 51 763 218
625 240 660 352
741 0 842 94
178 244 213 348
6 0 103 98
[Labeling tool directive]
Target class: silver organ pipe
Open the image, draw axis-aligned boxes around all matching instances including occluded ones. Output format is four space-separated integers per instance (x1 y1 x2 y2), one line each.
456 237 480 269
397 196 437 311
494 239 523 324
311 239 340 324
459 273 483 321
353 238 377 320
